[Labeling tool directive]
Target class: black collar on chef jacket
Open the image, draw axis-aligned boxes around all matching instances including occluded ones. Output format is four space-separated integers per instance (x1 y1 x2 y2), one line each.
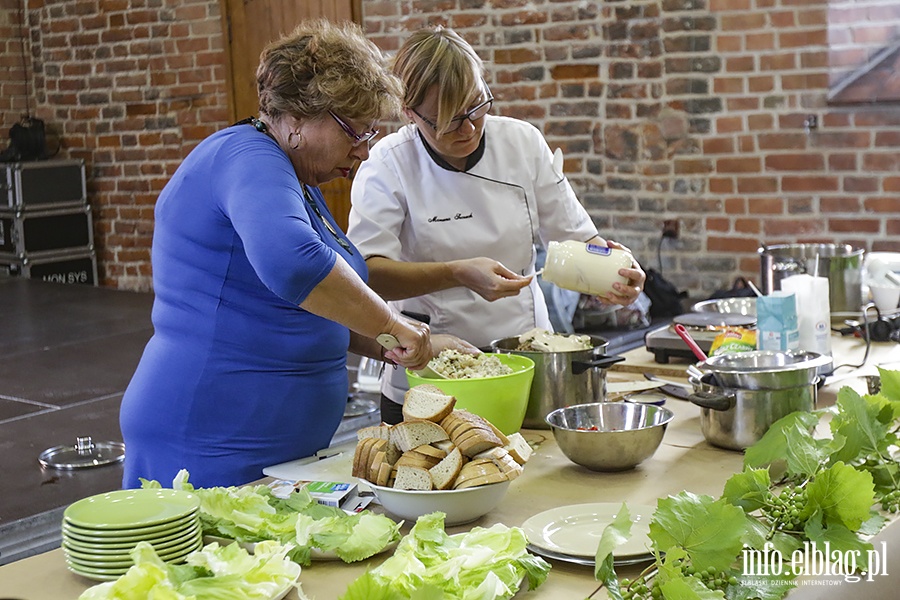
417 127 486 173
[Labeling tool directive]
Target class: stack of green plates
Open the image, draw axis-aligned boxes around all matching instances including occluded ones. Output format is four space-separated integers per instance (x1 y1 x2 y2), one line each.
62 488 202 581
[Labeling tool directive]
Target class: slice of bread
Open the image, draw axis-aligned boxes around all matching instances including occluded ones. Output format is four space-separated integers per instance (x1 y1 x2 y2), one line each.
403 385 457 422
504 432 533 465
352 437 378 478
473 447 523 480
455 460 502 485
395 449 442 470
414 444 448 460
429 447 463 490
453 470 508 490
368 450 386 484
357 423 392 442
363 439 388 483
393 465 432 490
390 419 449 452
434 439 456 453
455 427 504 457
376 460 393 487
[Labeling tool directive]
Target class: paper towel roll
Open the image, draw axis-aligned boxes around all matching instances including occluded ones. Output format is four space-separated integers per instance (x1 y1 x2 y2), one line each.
781 274 832 356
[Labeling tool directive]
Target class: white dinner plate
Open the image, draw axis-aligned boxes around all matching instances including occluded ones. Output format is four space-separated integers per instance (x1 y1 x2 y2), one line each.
521 503 655 559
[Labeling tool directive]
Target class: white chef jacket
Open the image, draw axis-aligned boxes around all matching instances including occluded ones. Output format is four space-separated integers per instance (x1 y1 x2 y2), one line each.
348 115 598 403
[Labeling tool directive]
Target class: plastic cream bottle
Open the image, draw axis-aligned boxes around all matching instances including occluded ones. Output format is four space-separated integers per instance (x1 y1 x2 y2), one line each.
542 241 632 297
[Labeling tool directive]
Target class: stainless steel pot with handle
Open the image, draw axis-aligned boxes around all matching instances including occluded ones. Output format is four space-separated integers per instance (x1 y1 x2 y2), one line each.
688 374 817 450
491 335 625 429
697 350 831 390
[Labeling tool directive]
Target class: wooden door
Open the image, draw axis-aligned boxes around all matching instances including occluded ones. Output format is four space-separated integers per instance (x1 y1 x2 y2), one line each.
220 0 361 230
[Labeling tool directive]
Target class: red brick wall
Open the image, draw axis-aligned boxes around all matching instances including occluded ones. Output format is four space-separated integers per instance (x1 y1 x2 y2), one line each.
0 0 897 299
0 0 230 290
367 0 900 296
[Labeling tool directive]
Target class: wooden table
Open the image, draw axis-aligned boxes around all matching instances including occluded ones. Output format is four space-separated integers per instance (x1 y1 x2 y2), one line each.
2 335 899 599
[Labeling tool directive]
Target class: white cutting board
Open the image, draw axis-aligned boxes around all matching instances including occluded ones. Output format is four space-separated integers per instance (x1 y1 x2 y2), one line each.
263 440 357 484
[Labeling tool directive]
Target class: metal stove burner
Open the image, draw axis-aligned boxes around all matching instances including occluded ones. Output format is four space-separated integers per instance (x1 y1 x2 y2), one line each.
644 325 711 363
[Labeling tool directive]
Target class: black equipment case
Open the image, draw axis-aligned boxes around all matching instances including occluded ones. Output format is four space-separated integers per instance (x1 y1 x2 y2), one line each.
1 159 86 211
0 249 98 286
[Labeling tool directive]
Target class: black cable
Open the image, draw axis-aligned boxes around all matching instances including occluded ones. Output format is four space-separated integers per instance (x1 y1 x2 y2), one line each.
830 302 873 371
656 233 664 273
16 0 31 117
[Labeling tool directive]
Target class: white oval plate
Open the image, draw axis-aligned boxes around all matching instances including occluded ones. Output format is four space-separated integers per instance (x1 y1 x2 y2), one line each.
521 502 655 559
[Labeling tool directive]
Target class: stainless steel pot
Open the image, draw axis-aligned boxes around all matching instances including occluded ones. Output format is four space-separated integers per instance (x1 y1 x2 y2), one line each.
759 243 865 317
688 374 817 451
491 335 625 429
698 350 831 390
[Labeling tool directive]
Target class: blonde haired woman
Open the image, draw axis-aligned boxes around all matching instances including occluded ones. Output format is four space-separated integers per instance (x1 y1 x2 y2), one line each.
348 27 645 423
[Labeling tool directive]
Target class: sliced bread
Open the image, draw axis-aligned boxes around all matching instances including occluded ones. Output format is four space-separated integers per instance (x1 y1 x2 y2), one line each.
454 427 504 457
357 423 392 442
453 470 508 490
393 465 432 491
352 437 378 478
429 447 464 490
390 419 449 452
504 432 533 465
403 384 457 422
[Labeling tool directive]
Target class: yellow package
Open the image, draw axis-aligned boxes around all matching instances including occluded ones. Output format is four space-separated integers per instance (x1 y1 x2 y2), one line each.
709 327 757 356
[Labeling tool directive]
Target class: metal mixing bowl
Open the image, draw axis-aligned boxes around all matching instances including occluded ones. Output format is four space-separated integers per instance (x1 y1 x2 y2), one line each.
545 402 674 471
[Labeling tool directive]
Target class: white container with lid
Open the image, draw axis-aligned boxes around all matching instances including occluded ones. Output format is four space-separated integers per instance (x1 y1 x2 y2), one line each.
542 240 632 297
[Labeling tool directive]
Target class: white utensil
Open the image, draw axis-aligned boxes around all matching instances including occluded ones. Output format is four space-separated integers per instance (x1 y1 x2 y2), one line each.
552 148 564 176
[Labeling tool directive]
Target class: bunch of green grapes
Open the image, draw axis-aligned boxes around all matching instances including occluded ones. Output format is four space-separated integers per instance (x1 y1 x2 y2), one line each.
880 489 900 513
619 565 737 599
761 485 808 532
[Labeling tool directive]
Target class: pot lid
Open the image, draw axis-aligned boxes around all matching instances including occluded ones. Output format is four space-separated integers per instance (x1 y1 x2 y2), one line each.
38 436 125 470
674 312 756 329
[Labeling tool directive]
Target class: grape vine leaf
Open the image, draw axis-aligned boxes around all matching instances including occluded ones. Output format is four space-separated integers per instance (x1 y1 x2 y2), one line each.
722 468 771 512
655 547 725 600
594 502 633 584
743 412 821 477
742 515 801 557
828 388 897 465
803 512 874 573
660 576 726 599
649 492 746 572
726 574 795 600
803 462 875 531
879 366 900 401
859 511 888 536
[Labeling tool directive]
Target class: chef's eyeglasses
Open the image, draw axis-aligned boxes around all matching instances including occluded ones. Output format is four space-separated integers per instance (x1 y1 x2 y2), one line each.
411 89 494 133
328 110 379 147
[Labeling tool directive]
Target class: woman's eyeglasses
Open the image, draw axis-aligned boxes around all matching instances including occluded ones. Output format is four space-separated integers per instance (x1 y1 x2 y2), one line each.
328 111 379 147
411 90 494 133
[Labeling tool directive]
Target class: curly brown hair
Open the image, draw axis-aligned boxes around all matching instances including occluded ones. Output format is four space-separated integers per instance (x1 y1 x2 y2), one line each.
256 19 401 123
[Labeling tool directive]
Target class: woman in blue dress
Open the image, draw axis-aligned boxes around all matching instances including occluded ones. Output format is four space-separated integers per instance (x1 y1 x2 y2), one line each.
119 20 459 488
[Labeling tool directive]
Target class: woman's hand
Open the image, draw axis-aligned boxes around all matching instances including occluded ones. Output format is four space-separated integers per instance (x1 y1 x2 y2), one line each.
603 240 646 306
381 314 432 370
583 237 646 307
431 333 480 357
449 257 532 302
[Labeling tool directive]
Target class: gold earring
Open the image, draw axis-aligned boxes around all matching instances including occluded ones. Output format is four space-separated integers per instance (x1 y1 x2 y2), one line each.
288 131 301 150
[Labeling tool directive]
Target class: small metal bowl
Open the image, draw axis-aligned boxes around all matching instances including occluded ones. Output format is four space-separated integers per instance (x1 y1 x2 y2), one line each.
545 402 674 472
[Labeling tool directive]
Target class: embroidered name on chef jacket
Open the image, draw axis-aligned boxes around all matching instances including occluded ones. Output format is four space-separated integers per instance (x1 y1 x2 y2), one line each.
429 212 474 223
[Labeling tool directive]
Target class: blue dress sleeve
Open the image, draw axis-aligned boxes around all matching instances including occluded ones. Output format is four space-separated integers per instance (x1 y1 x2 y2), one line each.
212 134 337 304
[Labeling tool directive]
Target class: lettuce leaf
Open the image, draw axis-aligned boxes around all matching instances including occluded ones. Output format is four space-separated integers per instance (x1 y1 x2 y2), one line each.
339 512 550 600
78 541 303 600
141 471 401 566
